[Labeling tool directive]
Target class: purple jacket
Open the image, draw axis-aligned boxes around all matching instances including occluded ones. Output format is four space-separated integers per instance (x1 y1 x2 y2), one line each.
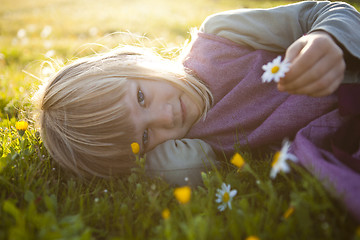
184 32 360 221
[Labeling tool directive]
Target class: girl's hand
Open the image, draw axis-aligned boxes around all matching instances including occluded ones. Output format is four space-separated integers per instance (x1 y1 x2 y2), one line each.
278 31 345 97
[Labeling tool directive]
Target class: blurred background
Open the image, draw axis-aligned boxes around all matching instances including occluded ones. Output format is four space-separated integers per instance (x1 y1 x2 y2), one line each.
0 0 359 119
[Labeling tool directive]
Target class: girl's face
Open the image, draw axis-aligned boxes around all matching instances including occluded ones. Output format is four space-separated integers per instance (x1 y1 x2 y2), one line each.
124 78 200 153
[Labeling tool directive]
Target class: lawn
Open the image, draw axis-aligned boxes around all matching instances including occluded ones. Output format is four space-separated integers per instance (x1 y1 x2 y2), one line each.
1 0 360 239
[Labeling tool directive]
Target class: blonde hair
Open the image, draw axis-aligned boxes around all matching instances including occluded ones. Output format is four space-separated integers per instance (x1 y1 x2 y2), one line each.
36 45 213 178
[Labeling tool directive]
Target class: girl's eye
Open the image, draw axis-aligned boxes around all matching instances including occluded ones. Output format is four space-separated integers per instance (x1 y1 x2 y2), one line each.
137 89 145 106
142 129 149 146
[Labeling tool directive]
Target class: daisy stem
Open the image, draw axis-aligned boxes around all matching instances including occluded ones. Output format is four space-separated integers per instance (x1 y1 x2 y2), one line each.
244 164 260 181
182 204 194 239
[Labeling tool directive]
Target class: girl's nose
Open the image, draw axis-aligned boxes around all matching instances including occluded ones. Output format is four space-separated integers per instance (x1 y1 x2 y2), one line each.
149 103 174 128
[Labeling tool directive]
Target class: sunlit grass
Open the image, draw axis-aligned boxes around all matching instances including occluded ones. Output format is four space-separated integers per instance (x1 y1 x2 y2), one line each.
1 0 360 239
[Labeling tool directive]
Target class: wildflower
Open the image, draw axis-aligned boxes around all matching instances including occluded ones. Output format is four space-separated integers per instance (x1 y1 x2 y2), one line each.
41 25 52 38
270 139 297 179
261 56 291 83
15 121 28 137
44 50 55 58
131 142 140 154
230 152 245 168
89 27 99 37
283 206 295 219
245 236 260 240
215 183 237 211
43 40 53 49
162 208 170 220
174 186 191 204
17 29 27 39
356 226 360 236
355 226 360 237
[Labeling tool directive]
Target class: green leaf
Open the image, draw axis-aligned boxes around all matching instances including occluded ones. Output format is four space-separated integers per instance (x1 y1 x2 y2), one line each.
44 194 57 214
3 200 21 223
24 190 35 203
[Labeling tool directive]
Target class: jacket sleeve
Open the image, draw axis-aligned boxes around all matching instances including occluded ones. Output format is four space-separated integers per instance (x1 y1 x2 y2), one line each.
200 1 360 61
145 139 219 186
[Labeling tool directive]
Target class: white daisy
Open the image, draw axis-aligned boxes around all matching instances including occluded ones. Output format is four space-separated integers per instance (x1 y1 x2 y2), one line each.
215 183 237 211
261 56 291 83
270 139 298 179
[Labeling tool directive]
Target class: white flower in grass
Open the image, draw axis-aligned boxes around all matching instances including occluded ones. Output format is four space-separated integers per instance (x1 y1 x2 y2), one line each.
261 56 291 83
41 25 52 38
270 139 298 179
215 183 237 211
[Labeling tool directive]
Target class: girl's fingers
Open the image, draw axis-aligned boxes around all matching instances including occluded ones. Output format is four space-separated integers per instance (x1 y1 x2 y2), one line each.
284 36 305 64
286 66 344 97
280 51 342 91
280 35 326 87
279 32 344 96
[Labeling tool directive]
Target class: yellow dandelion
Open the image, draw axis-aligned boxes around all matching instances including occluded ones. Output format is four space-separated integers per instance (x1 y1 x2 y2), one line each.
356 226 360 236
283 206 295 219
246 236 260 240
174 186 191 204
230 152 245 168
15 121 28 137
131 142 140 154
162 208 170 220
16 121 28 131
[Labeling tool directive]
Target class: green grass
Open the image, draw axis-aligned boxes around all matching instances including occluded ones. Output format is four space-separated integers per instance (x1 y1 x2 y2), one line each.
1 0 360 239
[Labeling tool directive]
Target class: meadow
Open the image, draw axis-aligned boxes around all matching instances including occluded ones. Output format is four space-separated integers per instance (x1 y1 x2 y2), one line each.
1 0 360 239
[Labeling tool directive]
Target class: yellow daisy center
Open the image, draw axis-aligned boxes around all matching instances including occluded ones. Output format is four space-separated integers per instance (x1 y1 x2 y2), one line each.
272 151 281 167
222 192 230 202
271 65 280 74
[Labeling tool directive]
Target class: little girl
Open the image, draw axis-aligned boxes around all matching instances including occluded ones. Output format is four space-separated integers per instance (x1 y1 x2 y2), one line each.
36 1 360 221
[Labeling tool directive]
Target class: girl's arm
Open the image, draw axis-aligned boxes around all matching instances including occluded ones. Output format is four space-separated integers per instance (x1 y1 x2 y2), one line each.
145 139 218 186
200 1 360 96
200 1 360 59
